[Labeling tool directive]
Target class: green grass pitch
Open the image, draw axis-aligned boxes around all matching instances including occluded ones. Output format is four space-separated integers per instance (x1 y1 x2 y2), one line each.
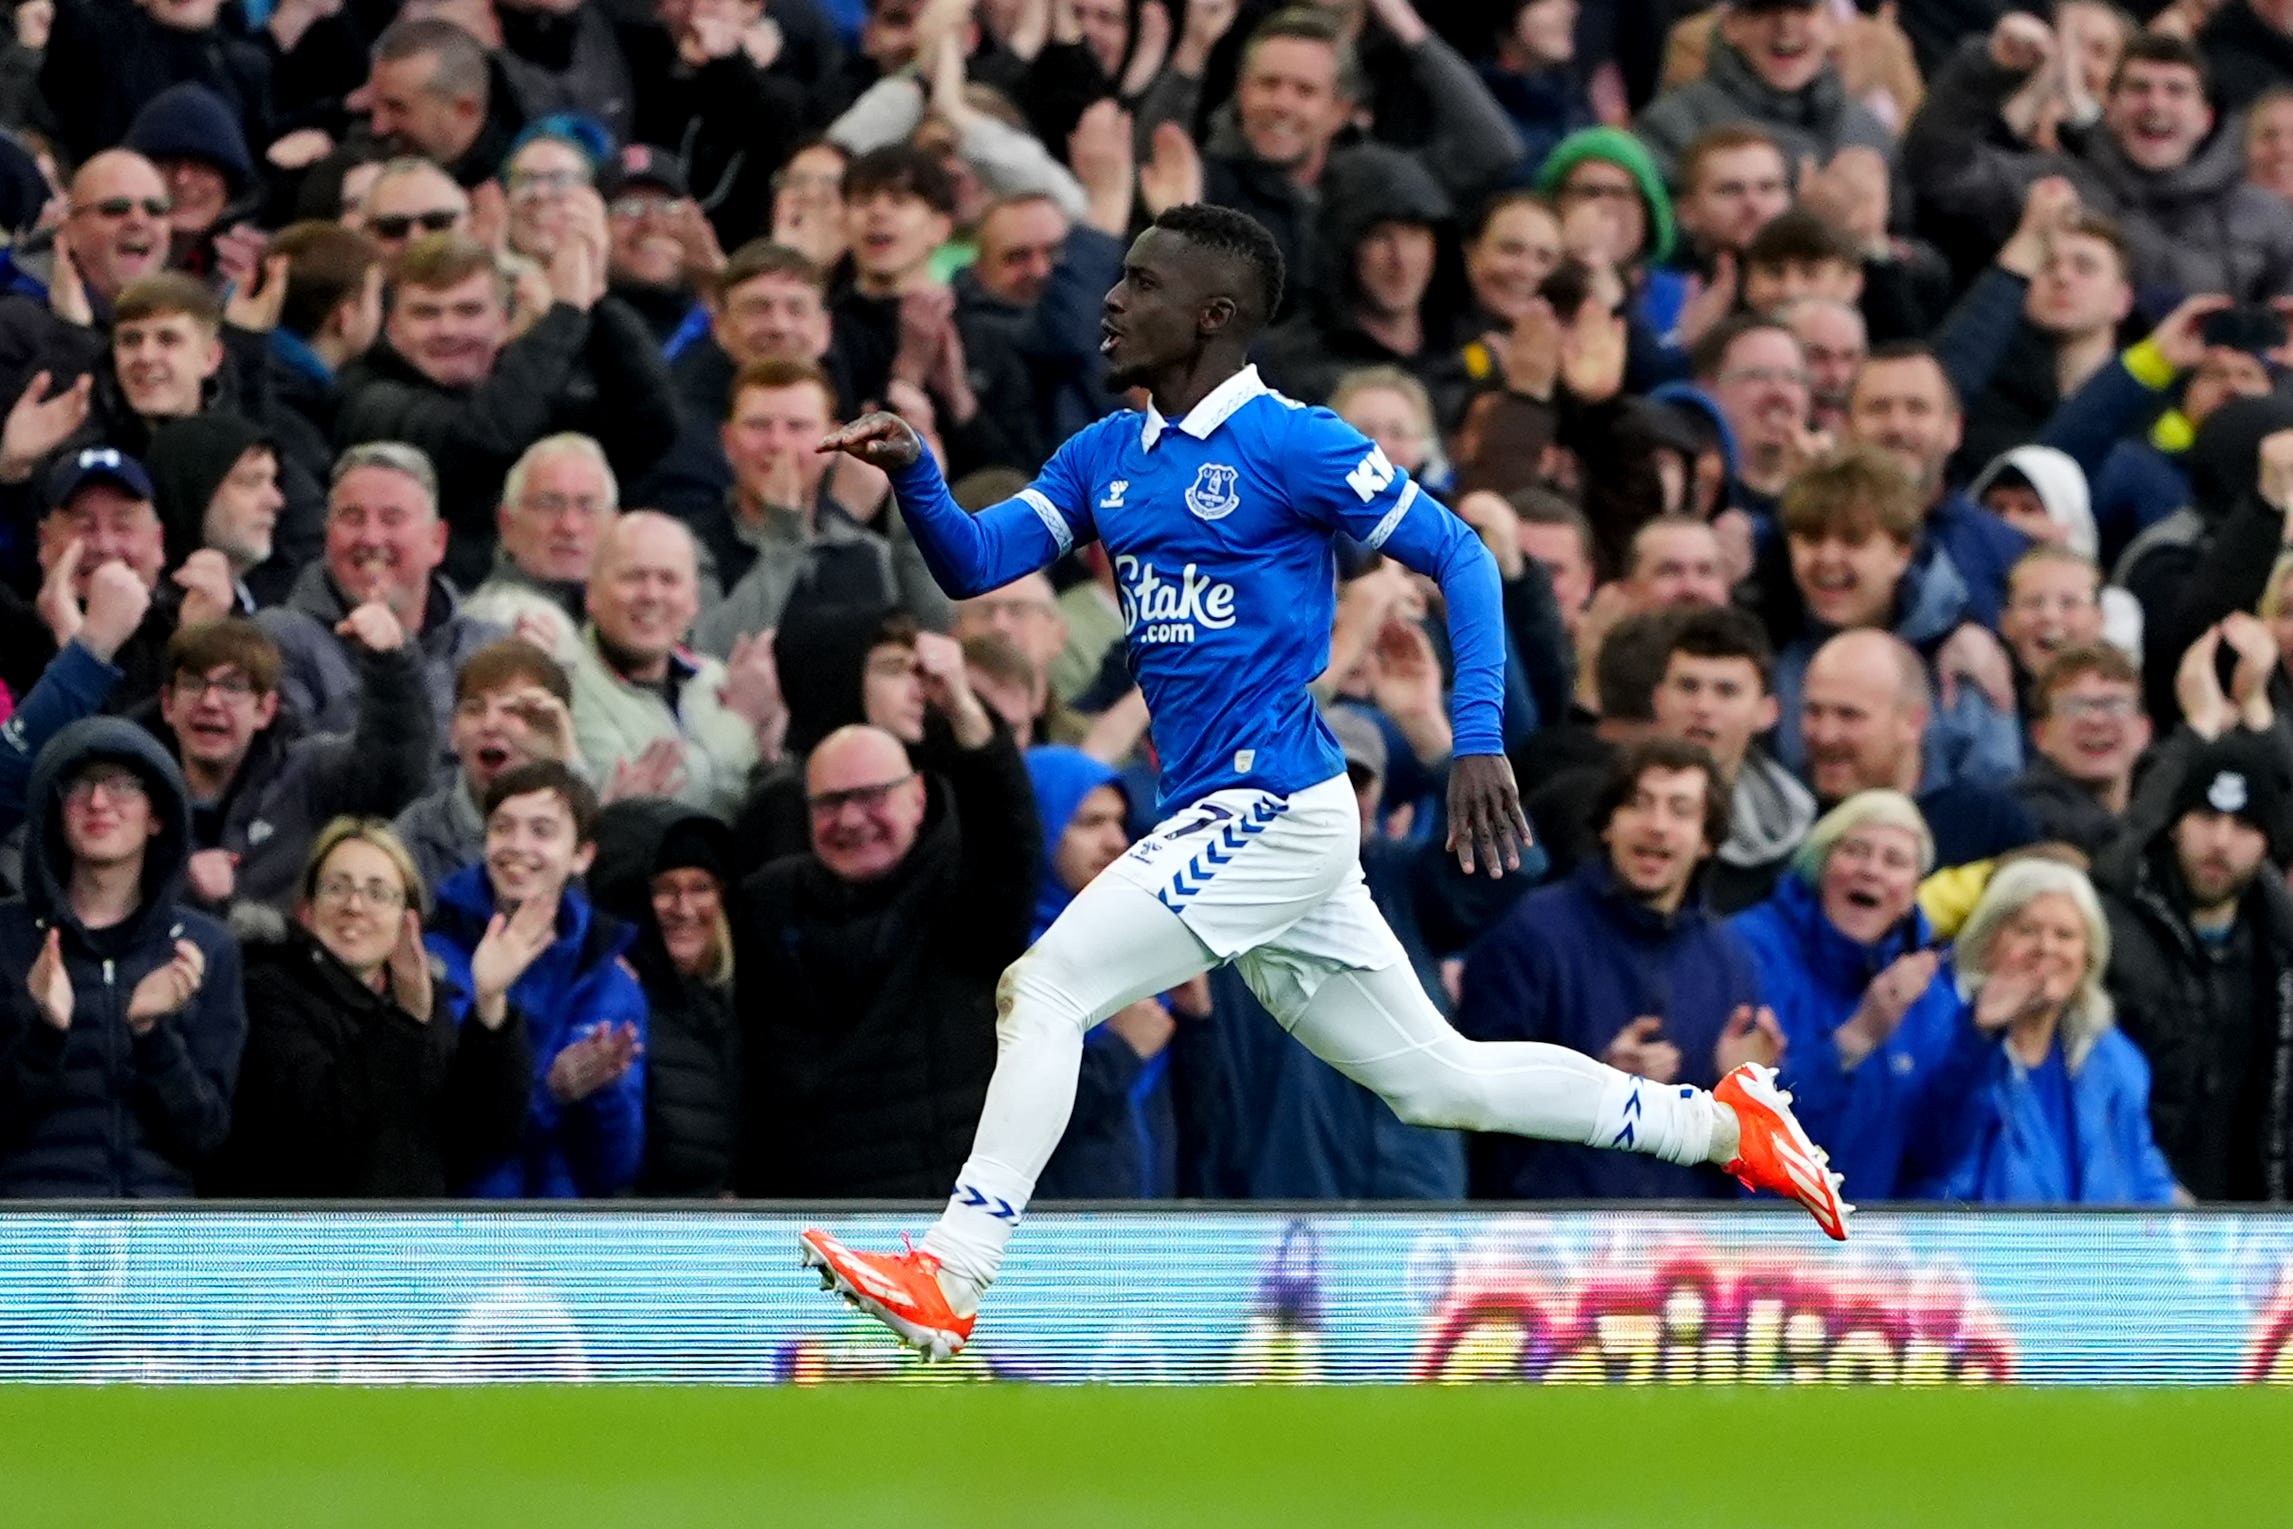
0 1385 2287 1527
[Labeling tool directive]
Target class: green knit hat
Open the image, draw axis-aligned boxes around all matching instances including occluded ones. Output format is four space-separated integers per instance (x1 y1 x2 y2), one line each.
1533 127 1677 264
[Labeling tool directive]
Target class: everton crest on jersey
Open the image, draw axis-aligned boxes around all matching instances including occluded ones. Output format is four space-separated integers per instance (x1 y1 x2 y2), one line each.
892 365 1507 812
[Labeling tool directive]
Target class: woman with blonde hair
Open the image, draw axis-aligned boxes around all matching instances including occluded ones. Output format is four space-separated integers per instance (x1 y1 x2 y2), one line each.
205 818 533 1197
1921 859 2179 1204
1733 790 1987 1201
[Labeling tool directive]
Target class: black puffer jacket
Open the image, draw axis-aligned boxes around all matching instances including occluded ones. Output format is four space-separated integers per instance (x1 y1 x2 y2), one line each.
2098 832 2293 1202
0 719 244 1197
732 723 1039 1197
203 906 531 1198
590 800 742 1197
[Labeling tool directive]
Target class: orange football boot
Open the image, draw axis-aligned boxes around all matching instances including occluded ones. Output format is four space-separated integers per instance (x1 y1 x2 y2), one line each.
1715 1063 1853 1240
799 1228 977 1361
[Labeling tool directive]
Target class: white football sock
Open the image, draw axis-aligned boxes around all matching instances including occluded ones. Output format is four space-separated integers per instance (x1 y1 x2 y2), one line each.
921 879 1215 1297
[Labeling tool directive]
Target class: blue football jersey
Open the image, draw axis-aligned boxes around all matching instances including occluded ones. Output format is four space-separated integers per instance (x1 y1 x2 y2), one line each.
887 366 1505 812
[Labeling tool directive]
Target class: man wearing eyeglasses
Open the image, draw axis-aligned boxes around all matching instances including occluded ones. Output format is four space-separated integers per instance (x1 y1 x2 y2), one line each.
2016 642 2153 859
155 612 435 913
600 147 713 351
733 644 1041 1199
0 716 245 1198
0 151 172 422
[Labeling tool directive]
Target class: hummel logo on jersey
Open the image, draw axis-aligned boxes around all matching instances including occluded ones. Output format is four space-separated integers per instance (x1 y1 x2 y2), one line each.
1100 479 1128 508
1184 462 1241 521
1118 555 1237 644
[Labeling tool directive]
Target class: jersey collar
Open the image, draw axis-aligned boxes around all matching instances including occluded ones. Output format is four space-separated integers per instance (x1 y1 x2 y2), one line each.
1140 365 1269 450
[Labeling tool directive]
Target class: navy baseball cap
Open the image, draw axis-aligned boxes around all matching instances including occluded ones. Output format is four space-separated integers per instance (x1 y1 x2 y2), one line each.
47 445 156 511
605 144 689 201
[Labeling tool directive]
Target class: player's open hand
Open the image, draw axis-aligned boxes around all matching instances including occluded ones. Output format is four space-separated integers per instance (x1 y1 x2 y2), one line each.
1446 753 1534 878
818 411 924 472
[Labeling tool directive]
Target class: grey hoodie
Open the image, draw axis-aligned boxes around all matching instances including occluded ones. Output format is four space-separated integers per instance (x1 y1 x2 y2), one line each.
1635 37 1897 184
1709 748 1817 914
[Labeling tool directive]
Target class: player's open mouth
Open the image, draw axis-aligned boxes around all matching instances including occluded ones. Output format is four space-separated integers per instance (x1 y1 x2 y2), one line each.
1100 324 1121 356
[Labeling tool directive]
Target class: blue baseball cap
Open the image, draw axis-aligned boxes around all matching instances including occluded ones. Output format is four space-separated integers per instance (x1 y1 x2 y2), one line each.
47 445 156 511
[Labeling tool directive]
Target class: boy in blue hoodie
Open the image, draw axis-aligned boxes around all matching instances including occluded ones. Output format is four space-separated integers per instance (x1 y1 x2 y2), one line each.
428 758 647 1197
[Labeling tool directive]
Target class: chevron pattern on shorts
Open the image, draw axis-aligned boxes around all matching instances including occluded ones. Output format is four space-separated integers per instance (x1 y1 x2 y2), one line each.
1154 795 1289 914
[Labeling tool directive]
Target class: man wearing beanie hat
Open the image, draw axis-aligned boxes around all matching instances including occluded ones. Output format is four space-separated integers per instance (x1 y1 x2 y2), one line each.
124 83 257 271
2096 724 2293 1201
1534 126 1693 364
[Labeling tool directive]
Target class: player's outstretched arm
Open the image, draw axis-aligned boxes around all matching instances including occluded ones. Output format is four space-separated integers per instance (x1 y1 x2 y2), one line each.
818 412 1075 598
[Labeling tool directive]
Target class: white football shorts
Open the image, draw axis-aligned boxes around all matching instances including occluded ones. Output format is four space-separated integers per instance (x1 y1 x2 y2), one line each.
1099 772 1410 976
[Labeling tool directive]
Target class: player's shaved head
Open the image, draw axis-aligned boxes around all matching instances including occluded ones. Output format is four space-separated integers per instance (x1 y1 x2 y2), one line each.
1101 205 1289 394
1151 202 1286 330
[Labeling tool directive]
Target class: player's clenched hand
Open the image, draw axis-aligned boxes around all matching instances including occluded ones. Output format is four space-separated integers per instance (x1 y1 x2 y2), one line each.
1446 753 1533 878
818 411 924 471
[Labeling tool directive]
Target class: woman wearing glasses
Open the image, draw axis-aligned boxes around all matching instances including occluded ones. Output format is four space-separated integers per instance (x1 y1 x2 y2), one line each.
206 817 531 1197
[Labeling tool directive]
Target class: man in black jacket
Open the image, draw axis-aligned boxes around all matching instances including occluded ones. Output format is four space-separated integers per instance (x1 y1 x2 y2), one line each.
733 646 1037 1198
0 447 206 713
0 151 175 418
337 230 678 588
0 716 245 1197
361 17 524 188
153 612 436 913
590 799 741 1198
830 146 1039 476
2100 728 2293 1202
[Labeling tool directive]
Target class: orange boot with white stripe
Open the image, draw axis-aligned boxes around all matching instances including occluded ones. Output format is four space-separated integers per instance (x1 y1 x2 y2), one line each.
799 1228 977 1361
1715 1063 1853 1241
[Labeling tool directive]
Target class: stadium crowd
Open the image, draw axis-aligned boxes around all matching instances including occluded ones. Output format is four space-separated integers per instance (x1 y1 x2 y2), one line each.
0 0 2290 1209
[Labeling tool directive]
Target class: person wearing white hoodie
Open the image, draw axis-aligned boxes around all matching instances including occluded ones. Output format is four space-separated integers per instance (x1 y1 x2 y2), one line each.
1973 443 2145 660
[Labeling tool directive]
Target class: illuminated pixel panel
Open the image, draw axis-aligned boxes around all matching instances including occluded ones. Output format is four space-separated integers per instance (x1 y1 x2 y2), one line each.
1 1207 2288 1384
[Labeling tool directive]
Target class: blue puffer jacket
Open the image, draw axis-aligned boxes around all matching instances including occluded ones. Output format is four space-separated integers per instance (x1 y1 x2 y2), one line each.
0 719 243 1197
1456 859 1756 1201
1917 1018 2181 1205
427 865 647 1198
1731 872 1990 1201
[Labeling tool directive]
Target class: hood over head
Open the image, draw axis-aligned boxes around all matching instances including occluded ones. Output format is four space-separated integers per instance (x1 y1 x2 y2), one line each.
147 413 272 569
23 717 192 939
1971 445 2096 560
776 600 905 760
2186 392 2293 522
1024 744 1126 939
